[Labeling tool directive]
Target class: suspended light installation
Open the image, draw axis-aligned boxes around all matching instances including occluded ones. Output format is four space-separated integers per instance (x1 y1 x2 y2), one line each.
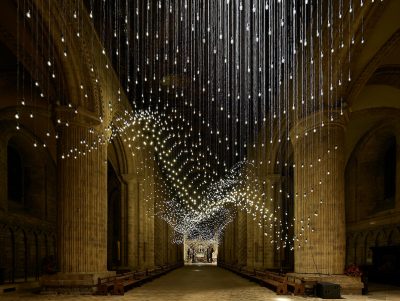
15 0 382 248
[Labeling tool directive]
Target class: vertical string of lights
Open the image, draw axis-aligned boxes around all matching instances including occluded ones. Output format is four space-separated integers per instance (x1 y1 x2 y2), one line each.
15 0 23 130
14 0 383 246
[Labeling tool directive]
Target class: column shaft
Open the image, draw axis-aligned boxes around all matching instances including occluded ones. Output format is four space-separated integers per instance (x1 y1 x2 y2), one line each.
292 111 346 275
57 125 108 274
125 176 139 269
0 140 7 211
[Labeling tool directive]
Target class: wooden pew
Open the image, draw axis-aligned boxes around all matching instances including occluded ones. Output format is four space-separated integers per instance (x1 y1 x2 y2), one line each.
95 275 117 295
254 270 288 295
146 266 164 278
287 280 305 295
96 263 182 296
113 264 179 295
112 272 142 295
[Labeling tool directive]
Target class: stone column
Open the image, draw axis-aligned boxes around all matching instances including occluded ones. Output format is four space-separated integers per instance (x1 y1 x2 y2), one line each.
263 175 281 269
122 174 140 270
232 215 238 264
163 221 170 264
138 180 146 269
246 212 255 269
253 212 263 269
42 117 113 292
290 111 354 282
218 226 225 263
167 225 174 264
124 172 155 270
119 181 128 267
145 175 155 268
226 222 234 264
0 138 7 211
237 210 247 266
273 176 284 268
396 141 400 211
154 215 163 266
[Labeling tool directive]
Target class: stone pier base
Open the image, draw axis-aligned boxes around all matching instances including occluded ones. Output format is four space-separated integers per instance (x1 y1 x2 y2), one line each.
287 273 363 295
40 271 115 294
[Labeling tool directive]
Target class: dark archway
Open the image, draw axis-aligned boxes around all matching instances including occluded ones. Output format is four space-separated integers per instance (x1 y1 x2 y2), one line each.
345 123 400 285
7 144 24 203
107 161 122 270
346 126 397 223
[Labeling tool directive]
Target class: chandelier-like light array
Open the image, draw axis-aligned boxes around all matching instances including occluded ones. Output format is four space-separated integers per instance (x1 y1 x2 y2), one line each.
15 0 382 248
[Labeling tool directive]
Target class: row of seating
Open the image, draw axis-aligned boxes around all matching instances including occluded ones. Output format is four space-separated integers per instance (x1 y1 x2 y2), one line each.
219 262 305 296
95 263 182 295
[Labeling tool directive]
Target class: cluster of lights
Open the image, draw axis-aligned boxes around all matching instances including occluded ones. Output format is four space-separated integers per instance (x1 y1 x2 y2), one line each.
15 0 382 248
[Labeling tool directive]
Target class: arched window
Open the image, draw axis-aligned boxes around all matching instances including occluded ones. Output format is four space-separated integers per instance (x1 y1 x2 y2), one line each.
7 145 23 203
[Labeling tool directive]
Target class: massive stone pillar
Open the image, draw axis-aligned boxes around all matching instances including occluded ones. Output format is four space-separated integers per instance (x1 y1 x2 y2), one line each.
291 110 346 275
232 217 238 264
144 173 155 268
263 175 282 269
124 173 156 269
246 212 255 269
0 138 7 211
58 125 108 273
252 212 263 269
42 116 112 292
123 174 140 269
225 221 234 264
237 210 247 266
164 220 169 264
167 225 173 264
154 215 163 266
289 110 361 293
137 179 147 268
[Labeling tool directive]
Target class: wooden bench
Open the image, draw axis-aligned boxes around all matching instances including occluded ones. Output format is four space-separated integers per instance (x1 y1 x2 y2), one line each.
95 275 117 295
146 266 164 278
112 272 141 295
96 263 182 296
241 267 255 277
287 279 305 295
254 270 288 295
134 270 148 282
156 265 166 275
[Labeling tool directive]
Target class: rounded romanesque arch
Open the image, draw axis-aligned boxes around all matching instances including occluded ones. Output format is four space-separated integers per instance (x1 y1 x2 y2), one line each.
0 123 56 218
346 121 400 222
0 0 398 296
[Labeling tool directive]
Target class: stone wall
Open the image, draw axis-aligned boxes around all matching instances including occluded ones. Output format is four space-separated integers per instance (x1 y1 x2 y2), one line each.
0 122 57 284
0 0 183 289
345 117 400 269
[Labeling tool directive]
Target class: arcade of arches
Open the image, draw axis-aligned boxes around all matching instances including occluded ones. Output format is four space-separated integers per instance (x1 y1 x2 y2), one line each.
0 0 399 300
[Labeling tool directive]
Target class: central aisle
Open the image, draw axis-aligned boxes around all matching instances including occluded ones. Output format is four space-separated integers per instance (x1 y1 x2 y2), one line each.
125 264 277 301
123 266 400 301
2 265 400 300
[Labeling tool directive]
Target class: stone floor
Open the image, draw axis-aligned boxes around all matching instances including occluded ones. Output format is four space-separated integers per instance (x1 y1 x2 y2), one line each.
1 265 400 301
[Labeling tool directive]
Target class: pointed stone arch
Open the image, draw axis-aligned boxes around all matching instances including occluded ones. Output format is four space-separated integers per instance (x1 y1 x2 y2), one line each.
388 227 400 246
376 229 388 247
